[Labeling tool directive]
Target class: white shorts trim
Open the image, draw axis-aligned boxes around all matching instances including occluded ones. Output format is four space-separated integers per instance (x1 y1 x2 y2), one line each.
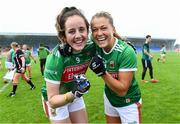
119 68 137 72
42 96 85 121
104 93 142 123
45 78 60 84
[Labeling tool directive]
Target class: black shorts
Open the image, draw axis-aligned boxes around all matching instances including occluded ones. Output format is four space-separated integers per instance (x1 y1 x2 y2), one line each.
141 59 152 68
40 58 46 66
16 67 26 74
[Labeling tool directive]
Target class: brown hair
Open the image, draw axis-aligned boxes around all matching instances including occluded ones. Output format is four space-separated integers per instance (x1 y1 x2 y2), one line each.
90 11 121 39
55 7 89 44
11 42 18 48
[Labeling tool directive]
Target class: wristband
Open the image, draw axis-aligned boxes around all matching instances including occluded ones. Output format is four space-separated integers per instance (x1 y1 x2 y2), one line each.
64 93 68 102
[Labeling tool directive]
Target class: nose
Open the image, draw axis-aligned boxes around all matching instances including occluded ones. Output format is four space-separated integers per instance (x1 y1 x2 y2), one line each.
75 31 81 38
97 29 103 36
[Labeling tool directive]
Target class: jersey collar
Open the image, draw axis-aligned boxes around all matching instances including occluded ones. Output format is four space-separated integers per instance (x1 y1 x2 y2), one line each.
102 38 118 55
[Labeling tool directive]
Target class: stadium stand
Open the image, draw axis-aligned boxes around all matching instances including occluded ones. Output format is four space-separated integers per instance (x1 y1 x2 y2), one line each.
0 33 58 55
127 36 176 52
0 33 176 54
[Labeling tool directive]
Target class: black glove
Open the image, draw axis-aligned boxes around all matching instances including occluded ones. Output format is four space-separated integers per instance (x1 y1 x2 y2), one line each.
89 55 106 76
126 41 137 53
72 74 91 98
58 44 73 57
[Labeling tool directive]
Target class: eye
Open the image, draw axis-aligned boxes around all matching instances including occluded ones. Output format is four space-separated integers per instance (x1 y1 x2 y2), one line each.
92 28 97 32
68 29 75 34
101 26 107 31
79 27 86 33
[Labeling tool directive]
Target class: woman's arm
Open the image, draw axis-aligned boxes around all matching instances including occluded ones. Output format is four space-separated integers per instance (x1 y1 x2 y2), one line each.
20 56 26 73
102 71 133 96
46 82 74 109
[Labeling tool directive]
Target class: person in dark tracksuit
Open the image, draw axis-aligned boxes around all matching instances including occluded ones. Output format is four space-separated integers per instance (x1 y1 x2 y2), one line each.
141 35 159 83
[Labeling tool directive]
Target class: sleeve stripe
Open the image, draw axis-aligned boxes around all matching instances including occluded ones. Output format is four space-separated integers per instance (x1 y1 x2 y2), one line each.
119 68 137 72
44 78 60 84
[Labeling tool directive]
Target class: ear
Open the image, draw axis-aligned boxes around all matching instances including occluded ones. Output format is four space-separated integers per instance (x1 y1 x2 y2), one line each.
111 27 116 36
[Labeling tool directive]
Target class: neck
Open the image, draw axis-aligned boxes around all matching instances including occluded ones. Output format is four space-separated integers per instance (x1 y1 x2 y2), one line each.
103 37 115 53
145 40 149 44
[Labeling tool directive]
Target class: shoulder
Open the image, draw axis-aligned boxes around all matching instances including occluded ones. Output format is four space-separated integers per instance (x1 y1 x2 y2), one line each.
115 39 136 59
114 39 128 53
16 49 24 56
47 45 64 61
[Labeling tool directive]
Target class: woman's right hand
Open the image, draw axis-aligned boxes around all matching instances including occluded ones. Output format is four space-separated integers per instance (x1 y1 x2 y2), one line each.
72 74 91 98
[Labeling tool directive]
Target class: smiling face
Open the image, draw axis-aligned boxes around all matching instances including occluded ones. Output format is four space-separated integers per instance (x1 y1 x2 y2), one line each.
64 15 88 52
91 16 115 52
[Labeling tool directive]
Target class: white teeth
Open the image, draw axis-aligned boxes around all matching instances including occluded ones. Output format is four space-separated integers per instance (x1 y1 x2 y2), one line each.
75 40 83 44
97 37 106 41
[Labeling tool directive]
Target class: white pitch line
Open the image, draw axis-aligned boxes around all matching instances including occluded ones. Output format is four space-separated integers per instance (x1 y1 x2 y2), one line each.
0 82 11 93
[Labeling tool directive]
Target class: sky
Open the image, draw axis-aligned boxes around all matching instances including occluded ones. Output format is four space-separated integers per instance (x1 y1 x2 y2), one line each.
0 0 180 44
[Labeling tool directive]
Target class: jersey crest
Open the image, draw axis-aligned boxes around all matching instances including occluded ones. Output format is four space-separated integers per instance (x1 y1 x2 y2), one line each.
109 60 115 69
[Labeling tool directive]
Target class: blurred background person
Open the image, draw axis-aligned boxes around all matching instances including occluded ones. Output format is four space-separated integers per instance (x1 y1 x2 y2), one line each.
157 44 166 63
37 43 50 76
141 35 159 83
22 44 36 79
8 42 35 97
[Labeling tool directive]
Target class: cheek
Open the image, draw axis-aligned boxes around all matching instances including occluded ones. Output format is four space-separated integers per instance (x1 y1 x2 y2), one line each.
83 32 88 38
82 33 88 43
65 34 73 43
92 32 98 40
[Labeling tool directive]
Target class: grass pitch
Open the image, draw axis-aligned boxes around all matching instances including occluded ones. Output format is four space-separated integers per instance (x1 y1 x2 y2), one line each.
0 52 180 123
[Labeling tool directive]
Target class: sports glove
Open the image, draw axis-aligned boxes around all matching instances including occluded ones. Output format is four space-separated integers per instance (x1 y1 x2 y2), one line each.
72 74 91 98
89 55 106 76
58 44 73 57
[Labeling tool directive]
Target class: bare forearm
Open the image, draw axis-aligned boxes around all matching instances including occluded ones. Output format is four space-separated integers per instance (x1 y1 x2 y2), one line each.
48 92 74 109
21 57 25 67
102 73 127 96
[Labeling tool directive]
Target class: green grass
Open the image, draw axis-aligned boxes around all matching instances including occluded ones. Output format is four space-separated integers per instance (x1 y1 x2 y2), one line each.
0 52 180 123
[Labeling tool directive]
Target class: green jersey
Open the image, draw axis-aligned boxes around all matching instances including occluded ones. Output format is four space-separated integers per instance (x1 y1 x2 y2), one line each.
23 50 31 64
96 38 141 107
160 47 166 54
37 47 50 59
7 49 15 63
42 40 95 100
142 43 150 60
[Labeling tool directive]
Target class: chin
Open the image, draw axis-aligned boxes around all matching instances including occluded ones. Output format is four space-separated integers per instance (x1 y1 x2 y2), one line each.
73 46 84 52
98 43 107 48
